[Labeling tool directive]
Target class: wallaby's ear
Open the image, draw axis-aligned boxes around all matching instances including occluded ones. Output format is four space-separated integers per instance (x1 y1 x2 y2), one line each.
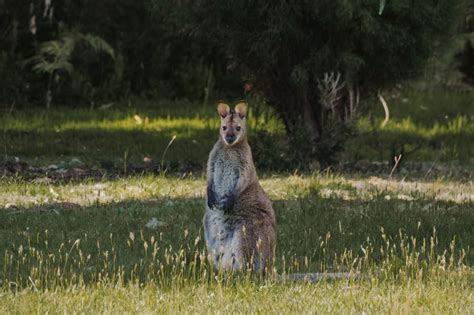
217 102 231 118
234 101 248 119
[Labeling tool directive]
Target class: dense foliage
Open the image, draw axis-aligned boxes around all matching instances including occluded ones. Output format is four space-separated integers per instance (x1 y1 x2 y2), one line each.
0 0 240 105
0 0 468 166
457 4 474 85
184 0 464 166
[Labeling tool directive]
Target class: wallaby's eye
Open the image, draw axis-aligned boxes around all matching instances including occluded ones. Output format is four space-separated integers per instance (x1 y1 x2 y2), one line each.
236 126 241 131
222 126 227 131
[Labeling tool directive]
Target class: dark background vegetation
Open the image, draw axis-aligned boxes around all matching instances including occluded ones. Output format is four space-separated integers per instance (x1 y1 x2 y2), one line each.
0 0 241 105
0 0 473 169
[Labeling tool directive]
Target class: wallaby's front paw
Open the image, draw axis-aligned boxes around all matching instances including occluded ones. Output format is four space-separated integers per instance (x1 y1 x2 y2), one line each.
207 183 216 208
207 197 216 208
223 194 235 212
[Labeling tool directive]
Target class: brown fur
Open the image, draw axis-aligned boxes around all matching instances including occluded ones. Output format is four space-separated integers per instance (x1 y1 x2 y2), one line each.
203 102 277 272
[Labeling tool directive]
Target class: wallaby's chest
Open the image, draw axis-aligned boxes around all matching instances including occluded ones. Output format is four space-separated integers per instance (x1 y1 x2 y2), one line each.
211 152 240 199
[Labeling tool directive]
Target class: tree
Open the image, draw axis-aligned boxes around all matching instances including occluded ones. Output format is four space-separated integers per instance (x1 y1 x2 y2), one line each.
25 31 115 108
0 0 232 104
184 0 463 166
457 4 474 85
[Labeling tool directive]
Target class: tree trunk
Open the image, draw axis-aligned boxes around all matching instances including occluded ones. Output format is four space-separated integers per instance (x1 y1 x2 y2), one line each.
10 17 19 55
268 88 322 167
300 88 320 142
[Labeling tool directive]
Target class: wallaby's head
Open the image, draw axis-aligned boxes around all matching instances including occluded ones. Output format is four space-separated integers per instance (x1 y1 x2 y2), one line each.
217 101 248 146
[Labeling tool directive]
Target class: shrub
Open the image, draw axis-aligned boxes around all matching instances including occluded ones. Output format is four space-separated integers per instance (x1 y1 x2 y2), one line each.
184 0 464 167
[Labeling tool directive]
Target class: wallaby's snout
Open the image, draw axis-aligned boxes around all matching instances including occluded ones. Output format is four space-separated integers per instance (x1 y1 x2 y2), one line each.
225 133 236 145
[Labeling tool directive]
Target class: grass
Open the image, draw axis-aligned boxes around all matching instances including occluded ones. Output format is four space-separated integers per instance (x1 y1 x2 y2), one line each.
0 90 473 312
1 281 472 313
344 89 474 169
1 88 473 175
0 173 472 312
0 100 284 172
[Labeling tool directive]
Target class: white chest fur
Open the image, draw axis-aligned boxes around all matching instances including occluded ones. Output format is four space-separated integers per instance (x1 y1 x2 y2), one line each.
203 210 243 271
211 152 240 202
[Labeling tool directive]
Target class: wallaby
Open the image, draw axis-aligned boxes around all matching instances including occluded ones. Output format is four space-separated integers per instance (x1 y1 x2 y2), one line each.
203 101 277 273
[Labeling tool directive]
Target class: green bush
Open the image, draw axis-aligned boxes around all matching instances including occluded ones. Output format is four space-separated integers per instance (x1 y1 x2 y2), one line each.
184 0 464 167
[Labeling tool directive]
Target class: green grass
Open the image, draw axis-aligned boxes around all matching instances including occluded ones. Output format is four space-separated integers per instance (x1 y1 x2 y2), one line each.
0 174 472 312
344 89 474 169
0 100 283 171
0 91 473 312
1 281 472 313
1 89 473 175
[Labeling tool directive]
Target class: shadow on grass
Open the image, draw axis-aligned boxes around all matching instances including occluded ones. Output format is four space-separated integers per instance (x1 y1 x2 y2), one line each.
3 99 473 174
4 128 216 166
5 127 472 178
3 126 289 172
1 193 472 288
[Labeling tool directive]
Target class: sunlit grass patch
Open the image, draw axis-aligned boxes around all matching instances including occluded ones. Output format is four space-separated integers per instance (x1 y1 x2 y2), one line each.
1 89 473 173
1 102 284 170
1 174 472 270
0 206 471 313
1 277 472 313
343 89 473 166
0 173 472 311
0 203 470 285
1 173 472 208
357 115 473 139
378 88 473 125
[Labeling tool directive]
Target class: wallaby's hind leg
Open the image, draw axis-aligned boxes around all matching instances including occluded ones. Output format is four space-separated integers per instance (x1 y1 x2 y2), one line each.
239 221 276 273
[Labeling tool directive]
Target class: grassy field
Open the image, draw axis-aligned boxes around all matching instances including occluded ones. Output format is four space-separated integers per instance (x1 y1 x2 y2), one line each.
1 88 473 176
1 280 472 313
0 174 472 312
0 89 473 313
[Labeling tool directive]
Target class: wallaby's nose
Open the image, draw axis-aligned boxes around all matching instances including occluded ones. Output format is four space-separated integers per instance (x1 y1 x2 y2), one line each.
225 134 236 144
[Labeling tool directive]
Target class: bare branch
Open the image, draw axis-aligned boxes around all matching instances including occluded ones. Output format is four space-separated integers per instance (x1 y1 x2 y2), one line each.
378 93 390 128
317 72 345 119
